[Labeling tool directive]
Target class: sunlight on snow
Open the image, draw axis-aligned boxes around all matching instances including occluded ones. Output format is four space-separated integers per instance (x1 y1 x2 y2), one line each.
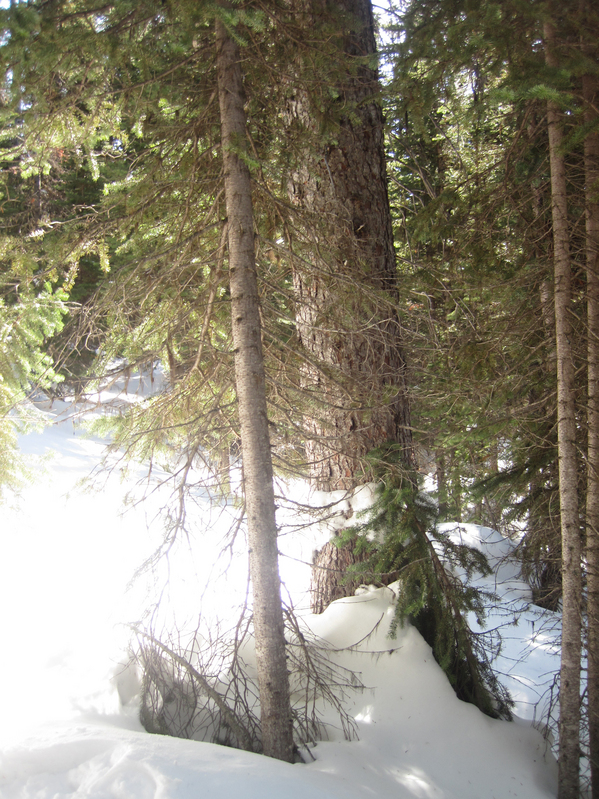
0 393 316 744
0 387 560 798
394 769 441 799
4 400 285 743
354 705 374 724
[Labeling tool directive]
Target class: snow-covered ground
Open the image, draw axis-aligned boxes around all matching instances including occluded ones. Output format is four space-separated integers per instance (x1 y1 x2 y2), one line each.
0 385 560 798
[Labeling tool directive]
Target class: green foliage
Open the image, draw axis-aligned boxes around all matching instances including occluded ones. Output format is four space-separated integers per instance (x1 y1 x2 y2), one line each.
381 0 571 569
337 448 512 719
0 280 67 498
0 0 397 490
380 0 598 628
0 0 371 500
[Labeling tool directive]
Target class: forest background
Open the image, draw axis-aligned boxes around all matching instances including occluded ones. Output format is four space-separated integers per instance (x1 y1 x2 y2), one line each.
0 0 598 797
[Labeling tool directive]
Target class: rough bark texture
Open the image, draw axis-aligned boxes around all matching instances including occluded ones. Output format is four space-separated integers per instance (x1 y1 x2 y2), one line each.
584 66 599 799
215 12 294 763
288 0 413 495
287 0 414 613
310 541 370 615
545 23 583 799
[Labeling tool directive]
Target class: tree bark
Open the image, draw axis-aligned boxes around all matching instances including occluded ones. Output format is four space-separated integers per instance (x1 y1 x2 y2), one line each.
545 22 583 799
215 10 294 763
583 64 599 799
287 0 414 613
288 0 413 494
310 540 370 614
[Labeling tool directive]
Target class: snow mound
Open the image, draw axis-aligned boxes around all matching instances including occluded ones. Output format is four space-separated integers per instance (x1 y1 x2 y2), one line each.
0 394 560 798
1 586 557 799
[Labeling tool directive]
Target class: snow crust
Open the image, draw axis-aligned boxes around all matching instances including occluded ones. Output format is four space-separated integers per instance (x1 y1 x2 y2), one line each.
0 388 560 798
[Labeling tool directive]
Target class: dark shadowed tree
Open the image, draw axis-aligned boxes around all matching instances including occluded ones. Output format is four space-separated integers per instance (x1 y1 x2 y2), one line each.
285 0 414 612
544 21 582 798
288 0 413 492
582 12 599 793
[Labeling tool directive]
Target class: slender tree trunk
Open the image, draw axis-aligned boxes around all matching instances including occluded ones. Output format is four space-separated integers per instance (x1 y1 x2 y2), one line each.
545 22 583 799
215 11 294 763
583 65 599 799
435 449 448 514
527 115 563 607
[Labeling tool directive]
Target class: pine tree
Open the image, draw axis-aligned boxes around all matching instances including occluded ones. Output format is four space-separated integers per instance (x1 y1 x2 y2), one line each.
282 0 416 614
582 8 599 792
544 20 583 796
215 4 294 761
383 0 598 790
0 0 303 759
336 448 512 719
287 0 413 493
0 44 70 495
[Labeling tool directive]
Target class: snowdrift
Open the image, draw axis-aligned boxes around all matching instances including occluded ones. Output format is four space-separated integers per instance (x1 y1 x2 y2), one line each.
0 392 559 798
1 585 557 799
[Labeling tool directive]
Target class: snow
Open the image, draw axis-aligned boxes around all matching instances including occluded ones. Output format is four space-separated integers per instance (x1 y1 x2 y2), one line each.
435 522 562 727
0 389 560 798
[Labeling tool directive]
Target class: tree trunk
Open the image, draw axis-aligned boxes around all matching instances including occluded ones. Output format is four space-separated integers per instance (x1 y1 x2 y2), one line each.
310 541 370 615
287 0 413 613
583 64 599 799
215 10 294 763
288 0 413 494
545 22 583 799
435 449 448 515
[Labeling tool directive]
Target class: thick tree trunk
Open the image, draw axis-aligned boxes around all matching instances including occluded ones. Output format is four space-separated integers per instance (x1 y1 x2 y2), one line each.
215 12 294 763
287 0 413 613
545 22 583 799
310 541 370 614
288 0 413 494
583 66 599 799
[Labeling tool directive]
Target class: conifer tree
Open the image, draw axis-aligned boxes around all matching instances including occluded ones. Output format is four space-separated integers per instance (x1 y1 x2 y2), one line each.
287 0 413 494
382 0 597 789
0 35 71 496
0 0 302 760
215 4 294 761
283 0 415 615
544 20 582 797
582 12 599 793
